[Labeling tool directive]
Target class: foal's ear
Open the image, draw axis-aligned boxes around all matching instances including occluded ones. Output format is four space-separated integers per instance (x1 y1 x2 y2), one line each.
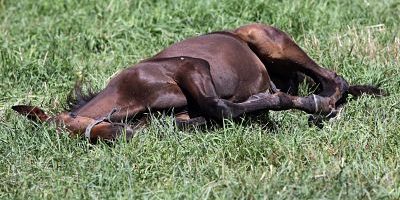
12 105 50 122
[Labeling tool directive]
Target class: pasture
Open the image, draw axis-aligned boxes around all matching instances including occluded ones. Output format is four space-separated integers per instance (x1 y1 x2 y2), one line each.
0 0 399 199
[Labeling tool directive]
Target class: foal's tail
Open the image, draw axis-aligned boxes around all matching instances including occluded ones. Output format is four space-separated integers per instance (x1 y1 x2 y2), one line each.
347 84 388 98
335 84 387 107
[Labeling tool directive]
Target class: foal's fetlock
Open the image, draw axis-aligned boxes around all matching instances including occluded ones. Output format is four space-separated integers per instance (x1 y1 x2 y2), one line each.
302 95 335 115
205 98 240 119
316 96 337 115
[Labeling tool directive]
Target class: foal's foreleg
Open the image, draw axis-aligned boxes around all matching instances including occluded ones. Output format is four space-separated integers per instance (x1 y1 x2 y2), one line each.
237 92 336 116
210 92 335 118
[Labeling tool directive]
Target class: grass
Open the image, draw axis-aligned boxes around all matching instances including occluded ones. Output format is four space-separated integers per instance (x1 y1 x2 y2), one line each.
0 0 399 199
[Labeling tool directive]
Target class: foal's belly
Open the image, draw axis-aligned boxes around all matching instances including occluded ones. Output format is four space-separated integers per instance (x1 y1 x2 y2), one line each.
154 32 270 102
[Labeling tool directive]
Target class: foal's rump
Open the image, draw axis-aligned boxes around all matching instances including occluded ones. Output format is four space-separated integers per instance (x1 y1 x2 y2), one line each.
153 32 271 102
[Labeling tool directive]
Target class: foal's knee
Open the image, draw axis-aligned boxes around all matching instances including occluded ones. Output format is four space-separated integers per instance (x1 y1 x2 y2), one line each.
201 98 242 119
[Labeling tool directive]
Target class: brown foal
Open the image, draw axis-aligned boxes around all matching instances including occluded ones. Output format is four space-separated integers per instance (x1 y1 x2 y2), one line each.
12 23 385 141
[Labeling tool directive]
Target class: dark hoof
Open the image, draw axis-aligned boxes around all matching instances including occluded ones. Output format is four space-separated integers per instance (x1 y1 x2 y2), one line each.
308 115 324 129
308 106 342 128
176 116 207 129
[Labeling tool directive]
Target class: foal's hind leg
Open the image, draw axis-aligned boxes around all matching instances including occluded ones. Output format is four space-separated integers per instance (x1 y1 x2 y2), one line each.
235 24 349 105
175 58 335 119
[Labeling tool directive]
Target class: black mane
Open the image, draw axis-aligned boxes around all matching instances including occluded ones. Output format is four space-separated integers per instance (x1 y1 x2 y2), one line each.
65 80 99 112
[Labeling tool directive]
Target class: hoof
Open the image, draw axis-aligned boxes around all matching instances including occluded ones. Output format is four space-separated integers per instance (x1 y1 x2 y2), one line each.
176 116 207 129
308 114 324 128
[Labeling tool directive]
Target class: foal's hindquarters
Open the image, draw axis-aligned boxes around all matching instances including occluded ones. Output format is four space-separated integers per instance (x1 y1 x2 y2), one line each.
12 23 384 141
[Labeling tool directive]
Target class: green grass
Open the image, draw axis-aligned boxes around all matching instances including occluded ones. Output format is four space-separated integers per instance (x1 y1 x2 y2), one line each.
1 0 399 199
